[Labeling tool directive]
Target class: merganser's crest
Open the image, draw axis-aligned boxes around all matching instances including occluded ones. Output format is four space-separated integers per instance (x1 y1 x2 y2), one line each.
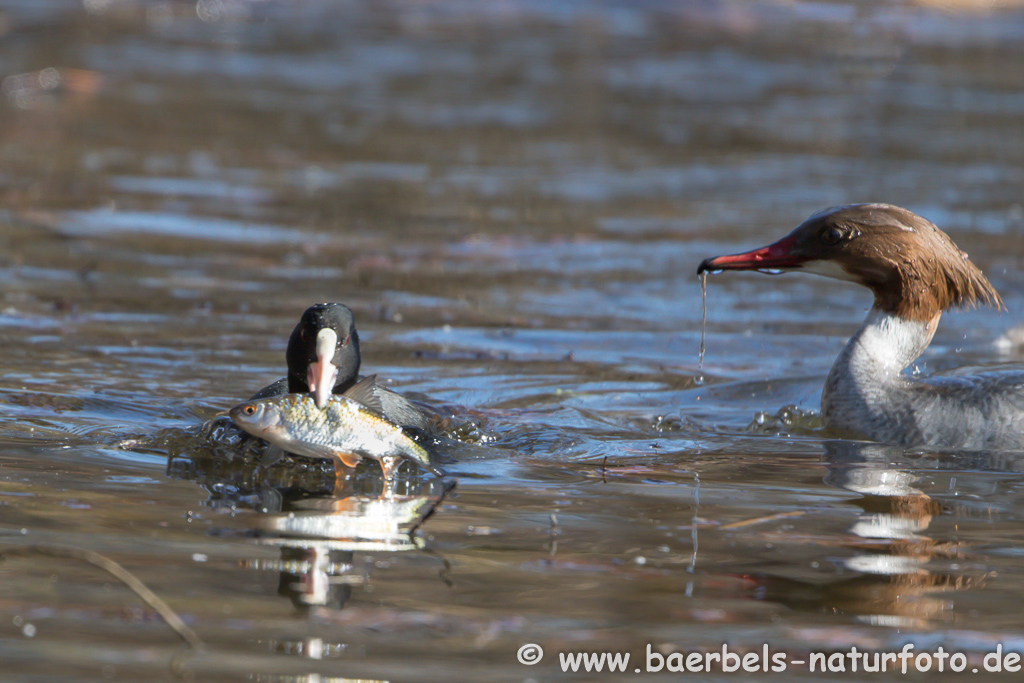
796 204 1002 321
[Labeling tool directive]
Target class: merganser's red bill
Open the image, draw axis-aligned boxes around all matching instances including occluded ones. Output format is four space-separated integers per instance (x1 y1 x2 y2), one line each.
697 234 803 274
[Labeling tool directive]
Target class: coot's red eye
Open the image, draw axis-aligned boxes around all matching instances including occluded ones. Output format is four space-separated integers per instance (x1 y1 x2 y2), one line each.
342 335 350 347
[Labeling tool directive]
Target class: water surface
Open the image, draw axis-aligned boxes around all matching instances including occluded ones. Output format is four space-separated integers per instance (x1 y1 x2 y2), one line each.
2 0 1024 680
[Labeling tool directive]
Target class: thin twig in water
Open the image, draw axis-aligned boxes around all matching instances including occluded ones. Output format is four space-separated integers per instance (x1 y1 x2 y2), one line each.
719 510 805 530
0 544 204 650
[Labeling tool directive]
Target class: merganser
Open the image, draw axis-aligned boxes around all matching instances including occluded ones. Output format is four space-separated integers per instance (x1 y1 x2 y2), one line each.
251 303 430 431
697 203 1024 450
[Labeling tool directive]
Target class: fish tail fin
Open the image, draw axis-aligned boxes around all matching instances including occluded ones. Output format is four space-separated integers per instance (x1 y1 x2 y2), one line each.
401 427 444 476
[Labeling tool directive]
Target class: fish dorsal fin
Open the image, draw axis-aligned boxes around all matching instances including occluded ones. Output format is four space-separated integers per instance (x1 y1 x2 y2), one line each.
343 375 383 414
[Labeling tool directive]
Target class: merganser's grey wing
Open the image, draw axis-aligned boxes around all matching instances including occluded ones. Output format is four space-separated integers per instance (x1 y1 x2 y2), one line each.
909 370 1024 450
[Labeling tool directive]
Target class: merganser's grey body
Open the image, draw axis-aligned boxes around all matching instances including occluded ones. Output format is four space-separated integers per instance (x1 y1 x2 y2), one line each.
699 203 1024 450
822 307 1024 449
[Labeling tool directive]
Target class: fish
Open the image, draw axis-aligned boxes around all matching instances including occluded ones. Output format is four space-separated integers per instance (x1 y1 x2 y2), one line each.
228 376 441 480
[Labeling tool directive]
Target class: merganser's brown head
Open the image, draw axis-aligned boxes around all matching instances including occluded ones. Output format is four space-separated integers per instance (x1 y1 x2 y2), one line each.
697 203 1004 322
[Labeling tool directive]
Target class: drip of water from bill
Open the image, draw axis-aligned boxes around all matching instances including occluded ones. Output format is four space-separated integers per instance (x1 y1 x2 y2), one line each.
685 470 700 597
698 271 707 370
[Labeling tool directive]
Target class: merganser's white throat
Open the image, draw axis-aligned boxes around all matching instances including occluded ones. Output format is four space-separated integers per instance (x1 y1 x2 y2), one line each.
698 203 1024 450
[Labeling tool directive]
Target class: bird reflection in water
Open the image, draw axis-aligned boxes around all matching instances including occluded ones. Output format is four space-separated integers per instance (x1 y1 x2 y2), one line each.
727 441 997 629
817 441 992 627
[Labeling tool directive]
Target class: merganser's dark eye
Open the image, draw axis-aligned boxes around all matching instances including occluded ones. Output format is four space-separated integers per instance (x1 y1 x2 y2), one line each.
820 226 845 245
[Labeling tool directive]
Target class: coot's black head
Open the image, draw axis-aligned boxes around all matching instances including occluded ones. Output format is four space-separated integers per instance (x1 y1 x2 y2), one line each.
285 303 361 407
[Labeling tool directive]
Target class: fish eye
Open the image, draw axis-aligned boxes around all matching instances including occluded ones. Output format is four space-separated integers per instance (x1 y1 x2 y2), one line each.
820 226 845 245
242 404 256 416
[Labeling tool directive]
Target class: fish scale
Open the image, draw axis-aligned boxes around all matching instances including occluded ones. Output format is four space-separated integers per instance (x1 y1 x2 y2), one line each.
279 394 423 462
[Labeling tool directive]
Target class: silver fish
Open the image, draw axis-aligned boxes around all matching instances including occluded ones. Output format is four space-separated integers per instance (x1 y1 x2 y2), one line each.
229 377 438 480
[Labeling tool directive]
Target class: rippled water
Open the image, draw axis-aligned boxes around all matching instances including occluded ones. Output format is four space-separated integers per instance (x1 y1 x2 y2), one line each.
2 0 1024 680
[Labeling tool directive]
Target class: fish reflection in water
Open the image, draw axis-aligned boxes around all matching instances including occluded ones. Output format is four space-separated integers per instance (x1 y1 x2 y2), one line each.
166 432 454 611
252 482 454 610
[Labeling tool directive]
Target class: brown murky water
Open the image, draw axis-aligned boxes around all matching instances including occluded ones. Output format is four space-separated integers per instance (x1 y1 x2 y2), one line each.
3 1 1024 680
